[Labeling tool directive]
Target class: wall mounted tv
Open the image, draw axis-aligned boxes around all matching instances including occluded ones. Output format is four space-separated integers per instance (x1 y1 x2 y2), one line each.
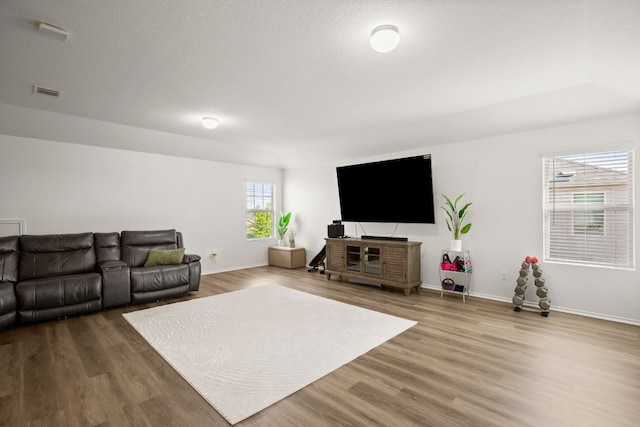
336 155 435 224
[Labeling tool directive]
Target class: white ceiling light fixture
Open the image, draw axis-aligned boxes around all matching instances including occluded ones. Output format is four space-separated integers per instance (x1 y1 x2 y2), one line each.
38 22 69 42
201 117 219 129
370 25 400 53
33 84 62 98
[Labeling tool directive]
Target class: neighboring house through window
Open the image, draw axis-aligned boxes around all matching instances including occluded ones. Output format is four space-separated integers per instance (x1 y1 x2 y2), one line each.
543 149 634 269
572 192 605 236
246 181 274 239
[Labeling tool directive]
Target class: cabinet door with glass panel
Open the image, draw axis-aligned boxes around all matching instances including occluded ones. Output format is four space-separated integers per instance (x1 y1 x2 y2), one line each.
343 244 382 276
363 246 382 275
345 245 361 273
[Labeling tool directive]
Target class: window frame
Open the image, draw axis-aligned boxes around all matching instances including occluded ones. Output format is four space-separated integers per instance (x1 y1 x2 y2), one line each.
245 181 275 240
542 148 635 270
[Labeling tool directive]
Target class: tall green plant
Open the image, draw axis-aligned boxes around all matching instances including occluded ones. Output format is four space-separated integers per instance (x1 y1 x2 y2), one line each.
441 193 472 240
277 211 292 239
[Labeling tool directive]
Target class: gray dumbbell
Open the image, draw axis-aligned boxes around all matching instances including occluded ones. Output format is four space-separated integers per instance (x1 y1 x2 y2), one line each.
536 286 549 298
539 297 551 310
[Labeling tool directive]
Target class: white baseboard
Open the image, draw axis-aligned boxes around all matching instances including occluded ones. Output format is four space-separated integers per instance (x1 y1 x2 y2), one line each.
201 263 268 276
420 284 640 326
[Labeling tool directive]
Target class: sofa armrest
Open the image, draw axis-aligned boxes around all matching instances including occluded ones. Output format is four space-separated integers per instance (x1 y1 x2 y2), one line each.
98 260 128 270
98 260 131 308
182 254 201 292
182 254 201 264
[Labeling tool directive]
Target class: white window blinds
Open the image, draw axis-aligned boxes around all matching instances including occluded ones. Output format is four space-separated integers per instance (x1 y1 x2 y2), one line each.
542 149 634 269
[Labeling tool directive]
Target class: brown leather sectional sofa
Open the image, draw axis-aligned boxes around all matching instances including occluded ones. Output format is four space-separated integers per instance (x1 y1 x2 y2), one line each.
0 229 200 329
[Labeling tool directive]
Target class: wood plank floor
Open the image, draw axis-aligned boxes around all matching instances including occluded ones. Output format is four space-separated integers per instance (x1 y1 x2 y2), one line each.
1 266 639 426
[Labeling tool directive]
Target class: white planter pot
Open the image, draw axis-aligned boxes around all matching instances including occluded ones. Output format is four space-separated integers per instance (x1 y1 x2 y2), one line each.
451 239 462 252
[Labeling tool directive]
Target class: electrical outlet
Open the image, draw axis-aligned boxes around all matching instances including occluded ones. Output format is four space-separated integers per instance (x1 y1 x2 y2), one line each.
501 271 508 280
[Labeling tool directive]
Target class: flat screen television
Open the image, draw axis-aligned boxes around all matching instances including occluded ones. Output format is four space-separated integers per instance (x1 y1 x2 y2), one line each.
336 155 435 224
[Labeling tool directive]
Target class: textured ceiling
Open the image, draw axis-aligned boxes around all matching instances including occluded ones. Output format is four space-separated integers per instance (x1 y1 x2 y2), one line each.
1 0 639 168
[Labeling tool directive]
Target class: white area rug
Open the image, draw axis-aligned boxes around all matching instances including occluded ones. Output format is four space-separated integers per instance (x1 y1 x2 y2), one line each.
122 284 416 424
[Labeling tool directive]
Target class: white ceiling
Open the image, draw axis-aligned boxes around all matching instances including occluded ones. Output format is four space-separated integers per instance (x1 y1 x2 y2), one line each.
1 0 639 168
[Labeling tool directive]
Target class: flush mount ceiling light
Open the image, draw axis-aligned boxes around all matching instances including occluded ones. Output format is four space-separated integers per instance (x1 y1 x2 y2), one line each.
370 25 400 53
33 84 62 98
38 22 69 42
201 117 219 129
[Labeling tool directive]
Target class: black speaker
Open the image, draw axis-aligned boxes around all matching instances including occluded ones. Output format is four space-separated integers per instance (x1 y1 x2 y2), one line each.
328 224 345 238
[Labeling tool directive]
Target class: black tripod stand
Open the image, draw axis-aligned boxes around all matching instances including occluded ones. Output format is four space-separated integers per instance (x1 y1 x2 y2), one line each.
308 245 326 274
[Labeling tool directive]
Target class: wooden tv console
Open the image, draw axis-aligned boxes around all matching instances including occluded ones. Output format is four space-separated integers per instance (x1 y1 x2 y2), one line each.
324 237 422 295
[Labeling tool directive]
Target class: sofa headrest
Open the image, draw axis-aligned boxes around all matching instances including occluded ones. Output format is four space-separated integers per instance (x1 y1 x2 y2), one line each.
121 229 177 247
95 232 121 263
120 229 178 267
0 235 19 253
0 235 19 282
18 232 96 281
20 232 94 253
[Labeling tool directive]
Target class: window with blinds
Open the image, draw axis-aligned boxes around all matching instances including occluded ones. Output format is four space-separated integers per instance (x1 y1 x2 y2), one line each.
543 149 634 269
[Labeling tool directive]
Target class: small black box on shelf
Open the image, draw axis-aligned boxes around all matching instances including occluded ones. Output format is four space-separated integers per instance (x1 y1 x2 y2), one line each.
328 224 345 238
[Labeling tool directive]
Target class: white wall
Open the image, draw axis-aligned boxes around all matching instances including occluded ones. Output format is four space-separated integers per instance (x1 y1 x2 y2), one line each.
285 114 640 325
2 113 639 324
0 134 283 274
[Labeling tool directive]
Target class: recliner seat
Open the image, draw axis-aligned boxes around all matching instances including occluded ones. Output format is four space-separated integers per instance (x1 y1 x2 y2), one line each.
121 229 199 304
15 232 102 324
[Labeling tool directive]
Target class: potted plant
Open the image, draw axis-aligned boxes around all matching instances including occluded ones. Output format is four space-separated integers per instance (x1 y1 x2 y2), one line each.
288 227 296 248
277 211 291 246
441 193 472 251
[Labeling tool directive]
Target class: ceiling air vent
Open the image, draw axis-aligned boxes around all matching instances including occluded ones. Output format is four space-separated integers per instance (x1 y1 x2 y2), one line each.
33 85 62 98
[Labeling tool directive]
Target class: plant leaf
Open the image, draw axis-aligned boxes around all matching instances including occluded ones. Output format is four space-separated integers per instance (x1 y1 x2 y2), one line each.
454 193 465 208
460 223 472 234
442 194 455 212
441 206 453 222
458 203 472 219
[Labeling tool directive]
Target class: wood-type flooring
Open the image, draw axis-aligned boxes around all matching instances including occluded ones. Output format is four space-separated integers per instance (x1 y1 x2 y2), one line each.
1 266 639 426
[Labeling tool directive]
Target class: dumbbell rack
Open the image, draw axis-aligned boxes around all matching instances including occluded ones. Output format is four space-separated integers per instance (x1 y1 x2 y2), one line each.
512 259 551 317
